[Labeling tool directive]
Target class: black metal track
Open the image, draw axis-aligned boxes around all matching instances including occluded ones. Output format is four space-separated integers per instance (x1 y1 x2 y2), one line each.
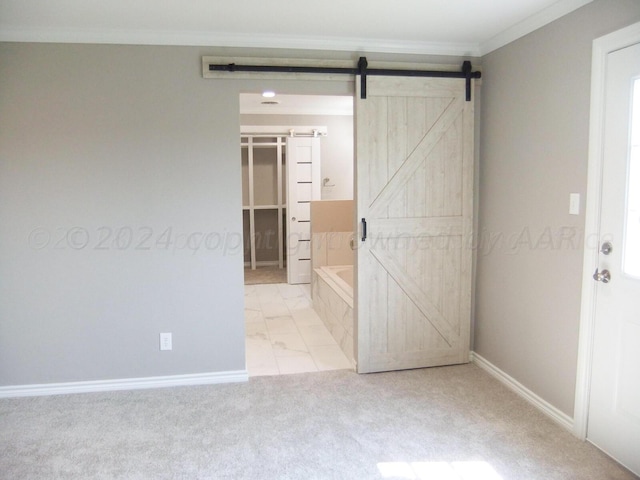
208 56 481 101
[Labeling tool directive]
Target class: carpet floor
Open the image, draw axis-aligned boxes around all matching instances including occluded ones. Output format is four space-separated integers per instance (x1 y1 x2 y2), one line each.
0 365 636 479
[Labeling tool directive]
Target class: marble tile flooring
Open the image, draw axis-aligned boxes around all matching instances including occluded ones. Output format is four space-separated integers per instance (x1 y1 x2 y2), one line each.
244 283 353 376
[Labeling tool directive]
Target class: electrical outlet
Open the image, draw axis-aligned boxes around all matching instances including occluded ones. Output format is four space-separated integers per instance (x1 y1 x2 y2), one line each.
159 332 172 351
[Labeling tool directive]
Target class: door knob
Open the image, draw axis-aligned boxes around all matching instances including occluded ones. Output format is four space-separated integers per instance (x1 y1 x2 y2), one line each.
593 268 611 283
291 217 296 221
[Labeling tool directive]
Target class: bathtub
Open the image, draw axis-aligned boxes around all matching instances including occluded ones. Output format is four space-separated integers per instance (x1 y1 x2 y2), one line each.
318 265 353 306
312 265 355 365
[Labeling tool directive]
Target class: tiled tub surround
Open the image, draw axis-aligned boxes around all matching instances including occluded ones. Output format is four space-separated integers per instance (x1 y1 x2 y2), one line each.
312 266 355 366
310 200 356 367
311 231 355 268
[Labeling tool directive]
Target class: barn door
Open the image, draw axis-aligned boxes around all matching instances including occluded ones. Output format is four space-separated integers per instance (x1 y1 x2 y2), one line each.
355 76 474 373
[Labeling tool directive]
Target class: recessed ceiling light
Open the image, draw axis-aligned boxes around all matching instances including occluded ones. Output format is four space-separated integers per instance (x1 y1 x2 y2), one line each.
262 91 276 98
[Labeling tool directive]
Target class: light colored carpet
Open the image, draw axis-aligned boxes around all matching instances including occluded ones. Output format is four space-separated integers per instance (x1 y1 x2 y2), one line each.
244 266 287 285
0 365 636 479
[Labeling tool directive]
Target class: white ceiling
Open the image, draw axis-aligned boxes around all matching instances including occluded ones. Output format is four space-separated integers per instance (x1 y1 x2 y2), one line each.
240 94 353 116
0 0 592 56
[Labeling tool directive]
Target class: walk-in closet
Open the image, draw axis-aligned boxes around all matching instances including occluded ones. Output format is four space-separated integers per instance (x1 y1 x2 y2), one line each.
241 126 323 285
241 134 287 272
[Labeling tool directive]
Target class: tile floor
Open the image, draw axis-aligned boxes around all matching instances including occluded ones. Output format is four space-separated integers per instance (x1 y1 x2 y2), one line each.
244 283 353 376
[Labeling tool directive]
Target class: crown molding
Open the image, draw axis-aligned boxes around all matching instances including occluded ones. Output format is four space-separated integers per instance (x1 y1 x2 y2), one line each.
0 27 481 57
479 0 594 55
0 0 594 58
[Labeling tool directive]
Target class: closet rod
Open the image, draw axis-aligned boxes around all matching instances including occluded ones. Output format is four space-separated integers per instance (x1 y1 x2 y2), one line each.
241 131 328 138
209 57 481 101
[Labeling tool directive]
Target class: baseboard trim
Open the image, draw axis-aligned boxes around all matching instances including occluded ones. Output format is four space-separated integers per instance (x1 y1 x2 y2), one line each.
0 370 249 398
470 352 574 432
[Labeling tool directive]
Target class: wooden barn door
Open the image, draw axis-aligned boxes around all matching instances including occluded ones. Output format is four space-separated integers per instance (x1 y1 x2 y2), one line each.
355 76 474 373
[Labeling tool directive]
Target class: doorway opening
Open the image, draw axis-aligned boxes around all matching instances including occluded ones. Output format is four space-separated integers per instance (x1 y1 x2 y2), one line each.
240 93 353 285
240 92 356 376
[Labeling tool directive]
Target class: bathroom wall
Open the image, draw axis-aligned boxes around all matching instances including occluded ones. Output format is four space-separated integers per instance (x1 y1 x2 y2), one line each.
310 200 355 268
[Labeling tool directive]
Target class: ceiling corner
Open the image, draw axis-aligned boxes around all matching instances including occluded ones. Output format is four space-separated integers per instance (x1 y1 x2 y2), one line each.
478 0 594 56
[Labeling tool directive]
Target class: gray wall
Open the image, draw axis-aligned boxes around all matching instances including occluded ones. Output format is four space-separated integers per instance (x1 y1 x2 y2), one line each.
0 43 352 386
476 0 640 416
1 42 471 387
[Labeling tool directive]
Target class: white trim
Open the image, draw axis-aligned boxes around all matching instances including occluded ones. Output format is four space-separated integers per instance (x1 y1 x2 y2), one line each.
479 0 593 55
471 352 574 432
574 21 640 440
0 27 480 57
0 370 248 398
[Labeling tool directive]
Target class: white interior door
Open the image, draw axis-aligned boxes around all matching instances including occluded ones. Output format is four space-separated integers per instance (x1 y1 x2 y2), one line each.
587 42 640 476
355 76 474 373
286 137 321 284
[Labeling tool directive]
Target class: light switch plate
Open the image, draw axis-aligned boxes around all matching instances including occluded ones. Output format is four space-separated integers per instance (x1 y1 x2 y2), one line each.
569 193 580 215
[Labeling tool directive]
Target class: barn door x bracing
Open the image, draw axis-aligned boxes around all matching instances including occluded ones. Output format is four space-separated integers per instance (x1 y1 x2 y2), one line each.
356 76 474 373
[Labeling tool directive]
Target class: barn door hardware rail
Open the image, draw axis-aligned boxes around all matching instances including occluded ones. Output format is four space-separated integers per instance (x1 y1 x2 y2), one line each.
208 57 481 101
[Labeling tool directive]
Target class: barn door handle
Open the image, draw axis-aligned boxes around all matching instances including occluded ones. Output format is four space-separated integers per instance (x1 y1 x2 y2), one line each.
361 218 367 242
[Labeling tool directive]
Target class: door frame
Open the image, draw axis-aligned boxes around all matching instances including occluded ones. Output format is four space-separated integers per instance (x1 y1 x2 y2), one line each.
574 21 640 440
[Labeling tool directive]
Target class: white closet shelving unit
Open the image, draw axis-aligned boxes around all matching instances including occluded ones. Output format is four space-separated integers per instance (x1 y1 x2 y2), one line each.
241 134 286 270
